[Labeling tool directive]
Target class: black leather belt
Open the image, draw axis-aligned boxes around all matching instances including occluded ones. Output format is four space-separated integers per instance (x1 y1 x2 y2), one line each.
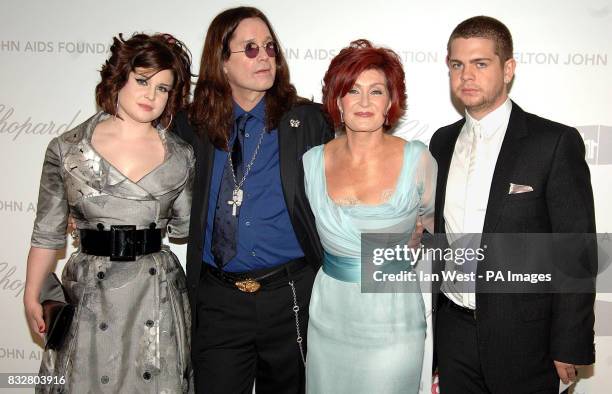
203 258 308 293
80 225 162 261
440 293 477 319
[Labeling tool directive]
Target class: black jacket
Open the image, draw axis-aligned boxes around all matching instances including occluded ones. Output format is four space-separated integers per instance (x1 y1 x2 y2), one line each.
174 102 334 322
429 102 596 393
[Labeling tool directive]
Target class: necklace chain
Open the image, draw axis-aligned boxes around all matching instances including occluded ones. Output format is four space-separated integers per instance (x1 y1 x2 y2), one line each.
227 127 266 191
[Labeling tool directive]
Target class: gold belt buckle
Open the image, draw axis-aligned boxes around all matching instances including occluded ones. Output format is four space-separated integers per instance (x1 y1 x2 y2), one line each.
235 278 261 293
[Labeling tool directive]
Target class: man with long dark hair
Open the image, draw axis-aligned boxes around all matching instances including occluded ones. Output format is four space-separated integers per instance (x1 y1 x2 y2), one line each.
175 7 333 393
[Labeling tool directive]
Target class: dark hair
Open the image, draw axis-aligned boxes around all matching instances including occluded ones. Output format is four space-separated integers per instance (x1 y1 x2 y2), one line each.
447 16 514 63
322 39 406 131
190 6 299 149
96 33 192 129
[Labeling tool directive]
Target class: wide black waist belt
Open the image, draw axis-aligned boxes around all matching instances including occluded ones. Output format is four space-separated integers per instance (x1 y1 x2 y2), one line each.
80 225 162 261
203 258 308 292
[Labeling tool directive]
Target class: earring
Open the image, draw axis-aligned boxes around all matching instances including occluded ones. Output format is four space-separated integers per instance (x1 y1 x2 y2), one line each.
159 114 173 132
114 99 119 121
340 111 344 124
384 113 389 126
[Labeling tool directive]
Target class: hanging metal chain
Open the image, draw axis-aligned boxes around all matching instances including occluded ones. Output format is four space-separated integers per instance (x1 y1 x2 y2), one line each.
226 127 266 191
288 280 306 366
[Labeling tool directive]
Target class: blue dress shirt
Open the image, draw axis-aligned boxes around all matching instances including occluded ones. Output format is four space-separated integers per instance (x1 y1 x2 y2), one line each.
202 98 304 272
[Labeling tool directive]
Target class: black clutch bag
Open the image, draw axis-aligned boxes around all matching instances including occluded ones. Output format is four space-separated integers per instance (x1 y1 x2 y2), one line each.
39 273 75 350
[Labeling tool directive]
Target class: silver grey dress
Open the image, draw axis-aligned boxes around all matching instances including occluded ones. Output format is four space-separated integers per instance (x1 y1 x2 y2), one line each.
31 112 194 393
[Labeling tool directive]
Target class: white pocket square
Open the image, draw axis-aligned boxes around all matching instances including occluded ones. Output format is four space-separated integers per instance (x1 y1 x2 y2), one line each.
508 183 533 194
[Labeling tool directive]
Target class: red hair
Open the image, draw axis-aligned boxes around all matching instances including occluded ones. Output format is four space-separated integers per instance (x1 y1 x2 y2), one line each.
322 39 406 131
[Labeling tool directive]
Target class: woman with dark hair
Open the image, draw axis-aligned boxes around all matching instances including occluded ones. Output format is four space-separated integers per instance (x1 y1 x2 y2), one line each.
23 33 194 393
303 40 437 393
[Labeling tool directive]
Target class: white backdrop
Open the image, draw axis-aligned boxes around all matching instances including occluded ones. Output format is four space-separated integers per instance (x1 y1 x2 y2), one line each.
1 1 610 393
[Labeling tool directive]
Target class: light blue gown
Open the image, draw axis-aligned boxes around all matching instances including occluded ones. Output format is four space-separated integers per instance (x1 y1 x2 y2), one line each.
303 141 436 394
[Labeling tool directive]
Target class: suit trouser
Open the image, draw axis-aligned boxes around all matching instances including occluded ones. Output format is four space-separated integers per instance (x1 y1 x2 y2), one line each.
436 294 491 394
435 294 561 394
192 262 315 394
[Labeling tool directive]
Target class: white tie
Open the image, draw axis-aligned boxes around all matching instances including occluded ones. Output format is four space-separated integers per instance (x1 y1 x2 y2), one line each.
461 122 482 306
463 122 481 232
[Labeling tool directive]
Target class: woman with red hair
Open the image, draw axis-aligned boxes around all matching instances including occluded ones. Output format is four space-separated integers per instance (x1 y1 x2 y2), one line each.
303 40 436 393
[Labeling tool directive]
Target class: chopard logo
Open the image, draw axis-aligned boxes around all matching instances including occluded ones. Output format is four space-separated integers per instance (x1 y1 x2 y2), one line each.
0 104 82 141
0 262 25 298
393 118 432 142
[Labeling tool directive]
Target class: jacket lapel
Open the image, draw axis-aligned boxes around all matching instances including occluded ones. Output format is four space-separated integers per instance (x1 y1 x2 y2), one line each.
278 116 298 217
196 133 215 234
482 102 529 233
435 122 464 233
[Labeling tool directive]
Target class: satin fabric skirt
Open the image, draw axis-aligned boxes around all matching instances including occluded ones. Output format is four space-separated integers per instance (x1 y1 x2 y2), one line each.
37 246 193 393
306 268 426 394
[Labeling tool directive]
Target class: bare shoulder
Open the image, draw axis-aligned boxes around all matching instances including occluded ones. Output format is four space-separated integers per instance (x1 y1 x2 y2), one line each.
324 135 344 150
383 134 408 156
386 134 407 146
322 135 345 167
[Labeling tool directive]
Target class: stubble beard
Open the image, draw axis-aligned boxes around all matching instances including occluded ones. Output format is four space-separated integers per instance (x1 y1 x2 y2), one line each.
462 87 505 118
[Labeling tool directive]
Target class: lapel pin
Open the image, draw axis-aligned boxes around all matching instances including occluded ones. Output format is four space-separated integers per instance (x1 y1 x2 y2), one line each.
290 119 300 128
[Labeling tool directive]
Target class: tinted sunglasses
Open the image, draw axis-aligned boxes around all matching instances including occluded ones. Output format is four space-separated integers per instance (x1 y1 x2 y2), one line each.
231 41 278 58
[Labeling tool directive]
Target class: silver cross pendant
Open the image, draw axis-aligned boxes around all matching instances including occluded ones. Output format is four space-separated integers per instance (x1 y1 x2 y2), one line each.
228 188 243 216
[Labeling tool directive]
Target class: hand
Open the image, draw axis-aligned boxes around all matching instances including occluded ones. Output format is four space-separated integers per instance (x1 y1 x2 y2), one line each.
24 297 45 340
67 215 77 236
554 360 578 385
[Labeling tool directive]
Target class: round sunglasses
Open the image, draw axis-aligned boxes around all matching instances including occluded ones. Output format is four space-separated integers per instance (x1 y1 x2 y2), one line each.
231 41 278 59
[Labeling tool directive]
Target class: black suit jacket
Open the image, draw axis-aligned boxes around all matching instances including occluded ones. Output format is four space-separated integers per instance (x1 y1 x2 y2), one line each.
174 103 334 322
429 102 596 392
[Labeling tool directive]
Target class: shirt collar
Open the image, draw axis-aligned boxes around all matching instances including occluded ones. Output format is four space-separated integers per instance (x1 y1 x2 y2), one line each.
233 96 266 124
465 97 512 138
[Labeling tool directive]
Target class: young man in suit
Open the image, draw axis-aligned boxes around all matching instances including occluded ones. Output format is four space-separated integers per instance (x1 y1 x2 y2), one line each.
429 16 596 394
174 7 333 393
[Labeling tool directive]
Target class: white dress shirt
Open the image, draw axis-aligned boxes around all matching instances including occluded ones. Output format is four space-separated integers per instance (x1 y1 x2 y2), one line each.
442 98 512 309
